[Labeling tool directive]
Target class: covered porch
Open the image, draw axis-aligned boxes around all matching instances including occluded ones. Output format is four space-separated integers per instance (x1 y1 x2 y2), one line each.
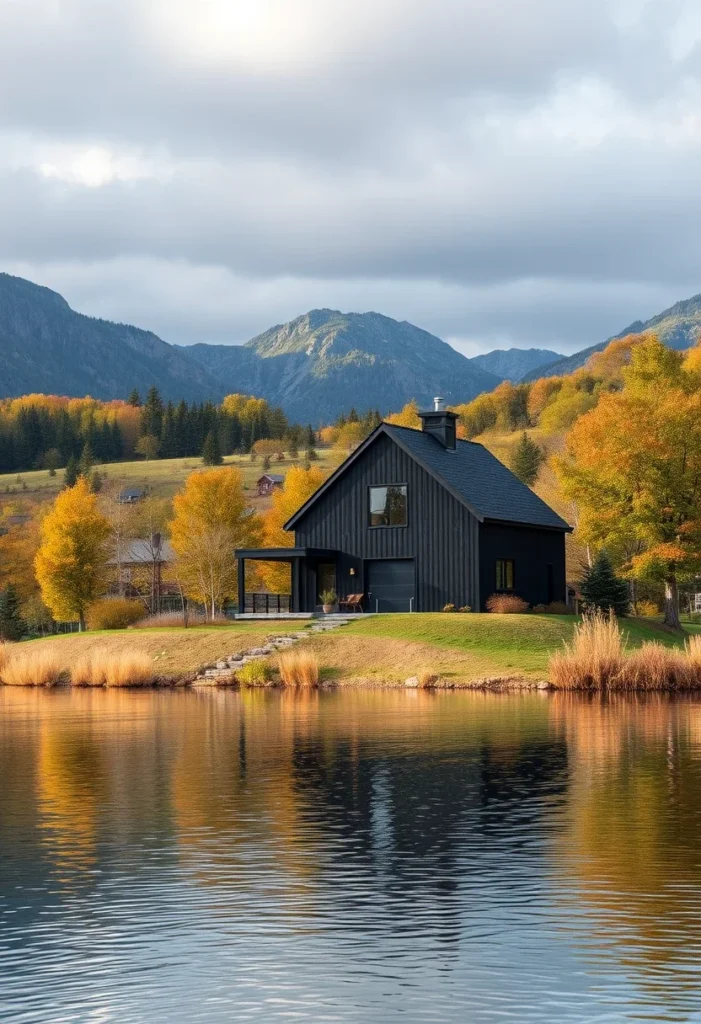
235 547 340 614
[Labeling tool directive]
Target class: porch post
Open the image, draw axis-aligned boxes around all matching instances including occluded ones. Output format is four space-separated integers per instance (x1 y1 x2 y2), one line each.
238 556 246 614
291 559 301 613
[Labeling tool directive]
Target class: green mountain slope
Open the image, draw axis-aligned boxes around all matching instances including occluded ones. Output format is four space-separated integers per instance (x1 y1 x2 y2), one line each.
522 294 701 382
186 309 501 422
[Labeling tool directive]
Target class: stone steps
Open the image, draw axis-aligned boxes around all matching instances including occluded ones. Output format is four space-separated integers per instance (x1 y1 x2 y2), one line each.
193 619 352 684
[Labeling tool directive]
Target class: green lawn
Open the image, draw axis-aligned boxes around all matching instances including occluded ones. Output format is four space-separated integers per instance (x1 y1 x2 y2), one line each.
319 613 701 682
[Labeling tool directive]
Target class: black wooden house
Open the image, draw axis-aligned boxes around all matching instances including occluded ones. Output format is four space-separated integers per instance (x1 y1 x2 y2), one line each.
237 402 571 613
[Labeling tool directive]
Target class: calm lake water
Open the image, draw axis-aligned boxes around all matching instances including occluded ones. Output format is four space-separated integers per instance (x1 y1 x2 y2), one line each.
2 688 701 1023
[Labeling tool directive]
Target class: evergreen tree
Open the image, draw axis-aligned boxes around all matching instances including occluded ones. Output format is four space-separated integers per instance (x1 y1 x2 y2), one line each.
141 386 164 440
0 584 26 641
90 469 104 493
510 432 545 487
348 407 359 423
127 389 141 407
579 552 629 616
160 402 177 459
306 424 316 447
305 445 318 462
79 439 94 478
202 430 223 466
64 456 79 488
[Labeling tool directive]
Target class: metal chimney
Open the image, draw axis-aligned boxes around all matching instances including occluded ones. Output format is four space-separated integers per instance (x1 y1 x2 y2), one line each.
433 396 444 411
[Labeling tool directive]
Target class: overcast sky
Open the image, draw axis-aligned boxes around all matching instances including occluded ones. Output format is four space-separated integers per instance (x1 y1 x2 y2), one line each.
2 0 701 356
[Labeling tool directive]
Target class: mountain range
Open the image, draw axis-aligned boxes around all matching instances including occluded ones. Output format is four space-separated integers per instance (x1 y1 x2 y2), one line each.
521 294 701 382
1 271 701 421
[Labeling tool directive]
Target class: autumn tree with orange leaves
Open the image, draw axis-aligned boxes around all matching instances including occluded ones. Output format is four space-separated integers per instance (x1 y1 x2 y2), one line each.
556 335 701 628
34 477 111 630
258 466 327 594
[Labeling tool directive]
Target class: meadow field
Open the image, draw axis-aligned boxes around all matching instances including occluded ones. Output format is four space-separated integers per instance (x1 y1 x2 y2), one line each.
0 448 345 509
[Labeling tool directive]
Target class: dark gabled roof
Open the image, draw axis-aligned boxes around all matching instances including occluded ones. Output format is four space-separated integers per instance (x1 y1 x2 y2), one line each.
285 422 571 532
258 474 284 483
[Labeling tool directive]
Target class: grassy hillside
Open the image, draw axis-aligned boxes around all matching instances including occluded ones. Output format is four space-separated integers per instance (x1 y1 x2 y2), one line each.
0 448 344 509
22 623 287 680
306 613 699 684
16 613 701 687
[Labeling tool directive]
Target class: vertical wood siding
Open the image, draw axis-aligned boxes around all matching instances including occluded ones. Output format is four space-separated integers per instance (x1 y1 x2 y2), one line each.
294 433 480 610
479 523 567 609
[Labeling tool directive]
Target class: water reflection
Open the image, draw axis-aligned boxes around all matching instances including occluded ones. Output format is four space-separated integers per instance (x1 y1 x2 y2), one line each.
1 688 700 1022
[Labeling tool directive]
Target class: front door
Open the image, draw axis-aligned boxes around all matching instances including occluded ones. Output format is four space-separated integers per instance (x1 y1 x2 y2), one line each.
367 559 415 613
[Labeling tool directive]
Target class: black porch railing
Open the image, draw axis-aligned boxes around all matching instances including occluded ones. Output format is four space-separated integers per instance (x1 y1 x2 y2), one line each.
244 592 291 614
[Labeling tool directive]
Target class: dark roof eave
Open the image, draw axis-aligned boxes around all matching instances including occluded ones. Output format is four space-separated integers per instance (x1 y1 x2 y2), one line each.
235 547 339 561
482 516 573 533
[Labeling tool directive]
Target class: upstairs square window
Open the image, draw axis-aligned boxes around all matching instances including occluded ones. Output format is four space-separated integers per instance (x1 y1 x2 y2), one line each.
496 559 514 591
369 485 407 527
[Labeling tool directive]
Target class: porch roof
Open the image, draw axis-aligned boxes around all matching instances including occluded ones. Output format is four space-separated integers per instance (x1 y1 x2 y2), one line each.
235 547 338 562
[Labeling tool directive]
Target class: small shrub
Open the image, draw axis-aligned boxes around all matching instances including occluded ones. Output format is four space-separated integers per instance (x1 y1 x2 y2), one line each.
486 594 529 614
417 669 438 688
86 598 145 631
636 599 659 618
532 603 547 614
277 649 319 687
549 611 625 690
545 601 571 615
236 660 271 686
458 606 471 613
442 603 456 612
1 648 63 687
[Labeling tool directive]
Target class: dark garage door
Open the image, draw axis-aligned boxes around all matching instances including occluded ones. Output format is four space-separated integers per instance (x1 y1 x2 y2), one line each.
367 559 415 613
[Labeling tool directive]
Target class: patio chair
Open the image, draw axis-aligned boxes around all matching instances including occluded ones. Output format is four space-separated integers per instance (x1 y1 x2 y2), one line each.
338 593 364 613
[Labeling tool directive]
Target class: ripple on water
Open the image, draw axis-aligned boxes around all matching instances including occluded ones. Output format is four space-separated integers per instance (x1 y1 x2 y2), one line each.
1 688 701 1022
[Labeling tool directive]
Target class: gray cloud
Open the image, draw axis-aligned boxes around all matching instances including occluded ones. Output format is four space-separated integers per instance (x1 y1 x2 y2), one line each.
1 0 701 355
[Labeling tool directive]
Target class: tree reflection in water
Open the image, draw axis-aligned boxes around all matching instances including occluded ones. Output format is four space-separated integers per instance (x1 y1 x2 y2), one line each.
1 687 701 1022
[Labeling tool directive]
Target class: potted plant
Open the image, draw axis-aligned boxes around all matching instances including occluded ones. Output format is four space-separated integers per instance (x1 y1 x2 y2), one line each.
319 589 337 614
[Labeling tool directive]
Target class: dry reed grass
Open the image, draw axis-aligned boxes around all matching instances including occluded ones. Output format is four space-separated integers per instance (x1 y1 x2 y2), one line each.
550 612 701 690
132 611 231 628
277 648 320 687
486 594 529 613
70 648 155 687
0 643 9 675
1 648 64 687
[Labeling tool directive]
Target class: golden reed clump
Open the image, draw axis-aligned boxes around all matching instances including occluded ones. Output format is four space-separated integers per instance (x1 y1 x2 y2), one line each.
549 612 701 691
0 647 63 686
277 648 320 687
70 648 155 687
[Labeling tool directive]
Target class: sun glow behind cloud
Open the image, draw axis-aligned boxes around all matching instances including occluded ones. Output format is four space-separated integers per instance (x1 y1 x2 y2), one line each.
152 0 318 68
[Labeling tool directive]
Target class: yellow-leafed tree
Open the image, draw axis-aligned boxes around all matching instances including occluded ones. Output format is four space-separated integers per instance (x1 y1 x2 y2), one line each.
169 466 262 618
34 477 112 630
258 466 327 594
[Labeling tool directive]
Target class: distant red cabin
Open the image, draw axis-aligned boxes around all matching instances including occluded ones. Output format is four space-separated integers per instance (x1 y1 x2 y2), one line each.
256 473 284 497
